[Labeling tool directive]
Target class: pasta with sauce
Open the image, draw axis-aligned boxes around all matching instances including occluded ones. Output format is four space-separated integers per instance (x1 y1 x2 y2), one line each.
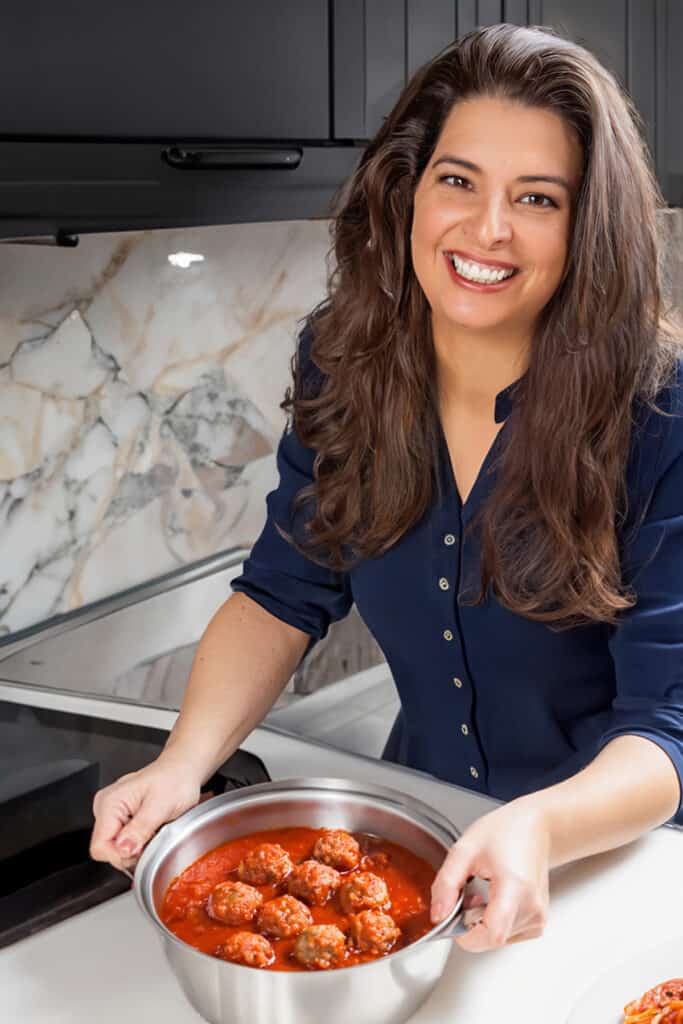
623 979 683 1023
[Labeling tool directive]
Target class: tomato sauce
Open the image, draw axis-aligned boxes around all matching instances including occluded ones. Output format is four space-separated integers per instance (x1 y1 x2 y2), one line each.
159 826 437 970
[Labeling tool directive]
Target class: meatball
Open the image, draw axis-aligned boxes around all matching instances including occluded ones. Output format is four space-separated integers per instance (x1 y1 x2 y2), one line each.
217 931 275 968
257 894 313 939
288 860 341 906
293 924 347 970
360 850 390 871
207 880 263 925
312 829 361 872
237 843 293 886
339 871 390 914
348 909 401 955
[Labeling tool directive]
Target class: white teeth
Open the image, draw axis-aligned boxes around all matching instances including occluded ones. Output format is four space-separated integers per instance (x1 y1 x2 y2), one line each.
449 253 515 284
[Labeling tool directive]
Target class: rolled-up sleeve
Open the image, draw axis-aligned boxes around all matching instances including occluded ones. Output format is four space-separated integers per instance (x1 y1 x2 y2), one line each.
600 449 683 824
230 325 353 648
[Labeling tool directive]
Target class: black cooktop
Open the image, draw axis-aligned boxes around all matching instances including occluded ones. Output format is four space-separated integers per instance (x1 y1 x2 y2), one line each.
0 699 270 949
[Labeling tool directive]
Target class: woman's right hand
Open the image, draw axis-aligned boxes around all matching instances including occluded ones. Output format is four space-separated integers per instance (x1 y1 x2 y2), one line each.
89 755 203 873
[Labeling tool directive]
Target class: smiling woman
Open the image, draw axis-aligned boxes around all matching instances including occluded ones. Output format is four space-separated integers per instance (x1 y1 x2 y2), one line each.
282 24 679 627
91 23 683 960
409 95 584 502
411 98 582 339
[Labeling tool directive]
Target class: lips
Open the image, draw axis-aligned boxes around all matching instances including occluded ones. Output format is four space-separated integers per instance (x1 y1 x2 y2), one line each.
443 251 519 292
445 249 519 271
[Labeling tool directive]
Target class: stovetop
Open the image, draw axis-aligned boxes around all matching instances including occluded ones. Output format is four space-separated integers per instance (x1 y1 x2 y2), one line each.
0 696 270 949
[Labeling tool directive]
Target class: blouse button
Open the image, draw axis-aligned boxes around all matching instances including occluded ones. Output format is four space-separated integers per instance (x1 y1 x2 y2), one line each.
438 577 449 591
442 629 454 641
444 533 456 546
470 766 479 779
453 677 463 688
461 724 469 736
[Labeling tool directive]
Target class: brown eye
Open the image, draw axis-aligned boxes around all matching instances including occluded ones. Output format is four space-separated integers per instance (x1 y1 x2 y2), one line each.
520 193 558 209
439 174 471 189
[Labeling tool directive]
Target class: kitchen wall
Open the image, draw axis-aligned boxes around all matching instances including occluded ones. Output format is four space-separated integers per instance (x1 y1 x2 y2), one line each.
0 219 384 692
0 211 681 692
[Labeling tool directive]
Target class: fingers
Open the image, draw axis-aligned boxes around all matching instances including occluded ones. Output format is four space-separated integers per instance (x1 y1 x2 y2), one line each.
113 803 164 862
455 877 547 953
456 876 519 952
90 762 202 873
430 840 476 923
90 780 138 870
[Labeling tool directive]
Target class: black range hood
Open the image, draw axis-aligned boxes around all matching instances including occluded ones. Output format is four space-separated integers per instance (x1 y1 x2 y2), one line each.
0 1 364 241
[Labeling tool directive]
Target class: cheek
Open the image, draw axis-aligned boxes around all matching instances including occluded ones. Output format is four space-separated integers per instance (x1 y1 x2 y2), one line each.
412 194 460 248
529 227 570 289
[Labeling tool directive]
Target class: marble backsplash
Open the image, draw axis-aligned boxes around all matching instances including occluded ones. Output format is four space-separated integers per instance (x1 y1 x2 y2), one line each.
0 220 334 635
0 219 385 694
0 211 681 696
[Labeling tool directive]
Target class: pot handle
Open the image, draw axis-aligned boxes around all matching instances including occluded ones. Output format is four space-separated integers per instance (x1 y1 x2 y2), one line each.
430 910 469 941
429 875 490 941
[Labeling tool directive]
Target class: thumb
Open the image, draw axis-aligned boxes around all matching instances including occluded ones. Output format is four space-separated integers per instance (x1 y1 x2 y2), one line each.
114 800 166 860
90 780 143 863
430 840 476 924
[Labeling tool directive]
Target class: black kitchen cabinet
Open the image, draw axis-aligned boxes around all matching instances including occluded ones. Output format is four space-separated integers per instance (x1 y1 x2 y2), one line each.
333 1 543 141
657 0 683 207
0 1 329 140
0 0 355 237
1 2 679 238
333 0 682 206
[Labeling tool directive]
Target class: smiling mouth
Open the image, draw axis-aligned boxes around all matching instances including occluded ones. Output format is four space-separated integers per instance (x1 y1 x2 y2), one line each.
446 251 519 284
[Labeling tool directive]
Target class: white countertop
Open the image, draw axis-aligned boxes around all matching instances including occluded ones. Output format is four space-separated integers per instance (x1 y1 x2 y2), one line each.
2 684 682 1023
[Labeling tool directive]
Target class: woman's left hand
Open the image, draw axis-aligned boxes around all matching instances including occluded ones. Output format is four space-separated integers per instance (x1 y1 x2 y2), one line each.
430 797 552 953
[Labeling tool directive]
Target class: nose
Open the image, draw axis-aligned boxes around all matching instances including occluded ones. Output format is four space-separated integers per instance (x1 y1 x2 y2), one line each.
468 193 513 249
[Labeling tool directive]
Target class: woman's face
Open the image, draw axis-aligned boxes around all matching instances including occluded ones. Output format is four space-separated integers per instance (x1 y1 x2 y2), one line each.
410 95 583 341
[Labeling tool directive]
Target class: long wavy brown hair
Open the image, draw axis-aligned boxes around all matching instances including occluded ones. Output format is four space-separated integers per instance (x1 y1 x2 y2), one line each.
281 22 682 628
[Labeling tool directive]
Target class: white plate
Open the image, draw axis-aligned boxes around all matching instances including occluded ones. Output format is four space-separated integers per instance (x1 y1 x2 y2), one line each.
566 936 683 1023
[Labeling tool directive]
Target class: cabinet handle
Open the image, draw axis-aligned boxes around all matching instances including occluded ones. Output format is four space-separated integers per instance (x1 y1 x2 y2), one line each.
162 146 302 170
0 232 78 247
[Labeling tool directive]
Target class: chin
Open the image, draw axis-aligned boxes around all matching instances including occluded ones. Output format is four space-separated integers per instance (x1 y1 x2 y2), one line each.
440 308 515 333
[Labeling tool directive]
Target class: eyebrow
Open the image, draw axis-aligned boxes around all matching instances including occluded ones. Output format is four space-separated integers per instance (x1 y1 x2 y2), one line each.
431 155 572 194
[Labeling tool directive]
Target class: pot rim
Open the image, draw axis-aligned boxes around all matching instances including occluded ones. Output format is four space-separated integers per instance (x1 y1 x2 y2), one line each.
133 776 464 975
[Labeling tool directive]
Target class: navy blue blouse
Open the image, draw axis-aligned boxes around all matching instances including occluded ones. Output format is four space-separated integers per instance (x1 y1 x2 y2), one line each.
231 324 683 825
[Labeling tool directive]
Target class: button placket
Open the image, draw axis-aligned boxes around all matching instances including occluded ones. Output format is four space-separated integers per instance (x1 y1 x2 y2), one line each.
441 518 473 767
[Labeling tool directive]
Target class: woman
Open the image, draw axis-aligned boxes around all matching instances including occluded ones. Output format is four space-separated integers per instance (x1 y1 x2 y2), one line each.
90 23 683 953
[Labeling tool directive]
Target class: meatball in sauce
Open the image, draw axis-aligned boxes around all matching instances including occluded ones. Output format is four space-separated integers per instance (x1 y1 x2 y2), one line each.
217 931 275 968
257 895 313 939
207 880 263 926
312 829 361 872
339 871 390 915
237 842 293 886
288 860 341 906
348 909 401 955
293 924 348 970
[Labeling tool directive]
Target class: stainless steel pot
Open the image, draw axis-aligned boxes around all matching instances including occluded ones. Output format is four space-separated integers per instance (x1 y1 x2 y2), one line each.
133 777 467 1024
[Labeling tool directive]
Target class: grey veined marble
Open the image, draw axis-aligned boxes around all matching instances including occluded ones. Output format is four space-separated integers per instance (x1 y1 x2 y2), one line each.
0 220 333 635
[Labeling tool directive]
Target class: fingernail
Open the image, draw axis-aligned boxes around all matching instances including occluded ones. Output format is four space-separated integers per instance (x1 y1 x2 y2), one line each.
118 839 136 857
